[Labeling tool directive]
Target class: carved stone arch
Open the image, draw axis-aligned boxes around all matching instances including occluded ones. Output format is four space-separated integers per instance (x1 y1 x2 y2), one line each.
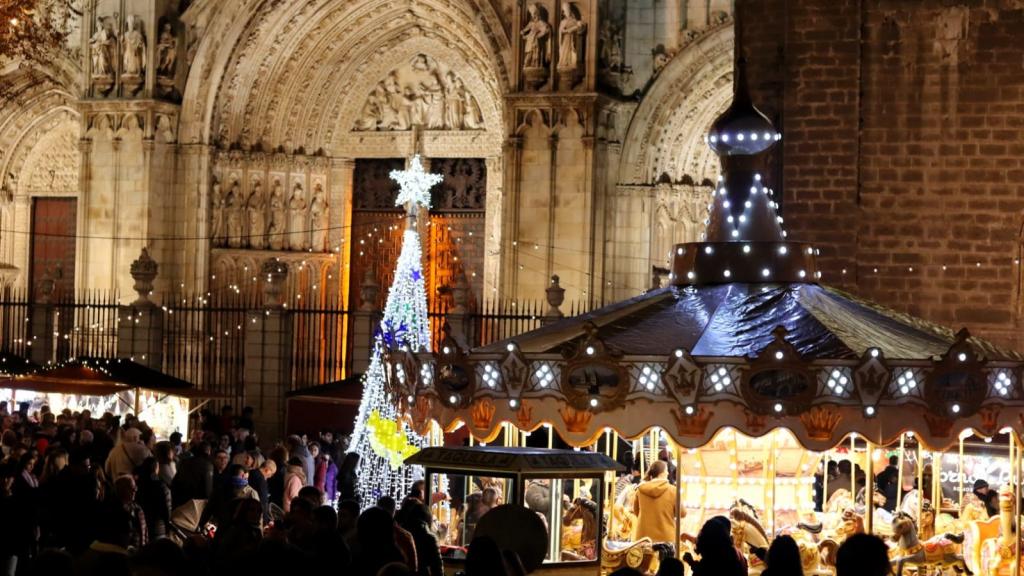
618 22 734 186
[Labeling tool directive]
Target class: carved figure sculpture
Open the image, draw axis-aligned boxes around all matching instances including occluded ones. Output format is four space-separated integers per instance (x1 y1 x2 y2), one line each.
268 179 286 251
356 82 386 131
557 3 586 71
521 3 551 69
384 72 408 130
90 17 117 81
225 180 244 249
421 74 446 129
123 17 146 78
156 22 177 77
247 179 266 250
210 180 225 247
309 183 329 252
287 182 308 251
442 71 464 130
458 79 483 129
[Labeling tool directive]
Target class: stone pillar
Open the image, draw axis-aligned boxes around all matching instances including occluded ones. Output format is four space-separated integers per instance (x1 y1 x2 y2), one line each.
116 248 164 369
27 271 56 366
244 259 292 442
351 268 380 375
445 274 472 348
542 274 565 325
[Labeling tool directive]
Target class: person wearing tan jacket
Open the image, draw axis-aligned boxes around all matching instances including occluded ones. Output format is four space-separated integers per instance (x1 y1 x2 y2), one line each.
632 460 681 544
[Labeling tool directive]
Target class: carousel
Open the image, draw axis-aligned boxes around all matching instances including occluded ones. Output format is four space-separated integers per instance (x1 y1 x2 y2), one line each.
386 49 1024 576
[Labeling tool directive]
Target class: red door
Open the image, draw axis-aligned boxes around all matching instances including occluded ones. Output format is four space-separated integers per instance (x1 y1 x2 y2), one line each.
30 198 77 299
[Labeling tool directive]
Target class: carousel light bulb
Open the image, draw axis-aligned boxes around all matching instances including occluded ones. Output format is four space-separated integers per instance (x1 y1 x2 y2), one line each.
743 244 751 254
952 403 961 414
723 269 732 278
775 351 784 360
958 352 967 362
506 343 515 352
779 246 788 255
731 230 739 238
737 133 745 141
589 397 599 408
739 215 747 223
687 271 695 280
443 346 451 355
675 349 684 358
745 200 752 208
677 247 685 255
705 246 713 255
750 186 758 194
870 348 880 357
865 406 876 416
449 394 458 404
586 346 595 356
728 216 735 223
762 268 771 277
723 200 731 208
774 403 783 413
509 399 518 408
685 405 695 415
755 174 762 181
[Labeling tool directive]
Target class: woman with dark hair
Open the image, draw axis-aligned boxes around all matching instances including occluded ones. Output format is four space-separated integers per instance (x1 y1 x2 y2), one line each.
762 534 803 576
338 452 360 505
684 516 745 576
396 498 443 576
135 457 172 540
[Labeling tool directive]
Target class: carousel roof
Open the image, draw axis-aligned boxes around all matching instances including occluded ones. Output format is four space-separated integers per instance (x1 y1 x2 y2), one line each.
479 283 1022 362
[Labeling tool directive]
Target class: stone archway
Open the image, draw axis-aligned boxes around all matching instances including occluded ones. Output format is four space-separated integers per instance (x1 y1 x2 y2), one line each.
604 22 734 300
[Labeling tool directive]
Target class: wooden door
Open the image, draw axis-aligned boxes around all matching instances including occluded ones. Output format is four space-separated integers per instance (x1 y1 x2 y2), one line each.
30 198 77 299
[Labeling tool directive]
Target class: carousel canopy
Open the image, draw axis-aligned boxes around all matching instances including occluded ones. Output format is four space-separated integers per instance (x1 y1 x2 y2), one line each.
390 58 1024 453
407 446 623 475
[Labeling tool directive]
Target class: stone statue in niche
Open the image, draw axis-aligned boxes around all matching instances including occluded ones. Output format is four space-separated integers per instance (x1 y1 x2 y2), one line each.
309 183 329 252
268 178 286 251
122 16 146 88
247 178 266 250
287 182 308 251
156 22 176 77
210 179 225 247
557 2 586 87
520 3 551 88
352 54 485 132
226 179 244 249
90 16 117 86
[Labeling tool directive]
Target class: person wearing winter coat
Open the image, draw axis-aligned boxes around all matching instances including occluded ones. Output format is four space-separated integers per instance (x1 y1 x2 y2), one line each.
310 443 338 503
104 427 151 482
286 436 314 488
632 460 680 544
283 457 307 513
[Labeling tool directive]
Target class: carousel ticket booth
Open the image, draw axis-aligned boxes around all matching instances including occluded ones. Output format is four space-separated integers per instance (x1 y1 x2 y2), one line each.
406 445 623 575
383 51 1024 576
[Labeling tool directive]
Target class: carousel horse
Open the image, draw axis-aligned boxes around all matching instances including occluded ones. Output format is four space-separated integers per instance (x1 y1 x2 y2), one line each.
963 494 1000 575
890 511 971 576
610 482 638 541
562 498 600 561
979 485 1022 576
819 508 866 567
826 489 856 515
603 537 661 575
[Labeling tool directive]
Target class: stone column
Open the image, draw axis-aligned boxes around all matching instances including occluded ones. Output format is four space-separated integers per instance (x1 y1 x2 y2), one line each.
244 259 292 442
350 269 380 375
116 248 164 368
27 271 56 366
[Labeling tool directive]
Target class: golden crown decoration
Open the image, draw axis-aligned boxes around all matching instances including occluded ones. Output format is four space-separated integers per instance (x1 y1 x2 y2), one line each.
470 397 496 430
515 401 534 430
744 409 769 434
923 412 953 438
672 406 714 437
559 405 593 433
799 405 842 441
408 395 434 436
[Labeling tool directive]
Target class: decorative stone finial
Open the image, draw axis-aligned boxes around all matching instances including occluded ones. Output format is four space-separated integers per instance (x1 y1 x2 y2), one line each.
260 258 289 308
545 274 565 320
359 268 380 311
130 248 158 305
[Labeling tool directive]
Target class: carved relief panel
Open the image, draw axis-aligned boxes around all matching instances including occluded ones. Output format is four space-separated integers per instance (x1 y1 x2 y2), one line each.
353 54 484 132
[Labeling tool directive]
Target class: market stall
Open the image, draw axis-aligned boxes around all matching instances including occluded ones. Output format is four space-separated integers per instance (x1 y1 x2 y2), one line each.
5 357 216 438
378 52 1024 576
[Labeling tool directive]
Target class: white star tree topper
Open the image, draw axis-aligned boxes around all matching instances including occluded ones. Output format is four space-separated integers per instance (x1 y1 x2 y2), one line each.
391 154 444 210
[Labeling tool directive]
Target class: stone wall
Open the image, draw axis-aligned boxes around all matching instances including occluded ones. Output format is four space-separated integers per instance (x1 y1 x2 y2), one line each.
741 0 1024 350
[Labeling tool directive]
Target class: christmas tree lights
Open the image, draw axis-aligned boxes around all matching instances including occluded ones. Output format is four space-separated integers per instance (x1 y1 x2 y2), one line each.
350 155 442 505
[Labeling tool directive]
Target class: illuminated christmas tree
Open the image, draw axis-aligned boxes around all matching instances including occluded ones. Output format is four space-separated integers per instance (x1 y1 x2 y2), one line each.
350 155 442 504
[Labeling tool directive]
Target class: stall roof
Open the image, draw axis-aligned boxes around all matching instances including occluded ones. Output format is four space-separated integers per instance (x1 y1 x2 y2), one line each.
286 374 363 405
406 446 624 475
0 352 41 377
11 358 226 399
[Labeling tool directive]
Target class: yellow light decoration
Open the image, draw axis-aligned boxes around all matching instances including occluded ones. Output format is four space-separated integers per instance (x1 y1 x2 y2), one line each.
366 409 420 470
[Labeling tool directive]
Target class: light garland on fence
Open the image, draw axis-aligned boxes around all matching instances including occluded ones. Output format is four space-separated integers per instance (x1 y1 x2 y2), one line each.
350 155 441 505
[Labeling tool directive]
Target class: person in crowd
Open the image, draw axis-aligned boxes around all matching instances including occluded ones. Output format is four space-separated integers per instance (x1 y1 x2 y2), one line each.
153 440 177 488
168 431 183 457
379 495 418 571
310 505 349 570
338 451 361 505
267 445 289 509
464 536 506 576
835 533 891 576
104 427 151 481
408 479 426 502
283 457 307 513
38 447 67 485
250 457 275 523
684 516 745 576
876 455 899 512
337 498 360 548
973 479 999 517
310 441 338 503
396 497 443 576
108 475 147 552
634 460 678 545
286 435 314 488
351 506 406 576
212 448 230 478
12 451 40 564
135 457 172 540
762 534 803 576
0 463 20 576
171 441 214 507
211 495 263 572
202 463 259 528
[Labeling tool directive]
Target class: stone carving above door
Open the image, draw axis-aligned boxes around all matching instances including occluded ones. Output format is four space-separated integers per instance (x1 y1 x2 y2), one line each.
353 54 484 132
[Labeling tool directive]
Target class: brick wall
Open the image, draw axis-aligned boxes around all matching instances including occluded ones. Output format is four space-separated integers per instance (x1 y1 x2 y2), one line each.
741 0 1024 350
